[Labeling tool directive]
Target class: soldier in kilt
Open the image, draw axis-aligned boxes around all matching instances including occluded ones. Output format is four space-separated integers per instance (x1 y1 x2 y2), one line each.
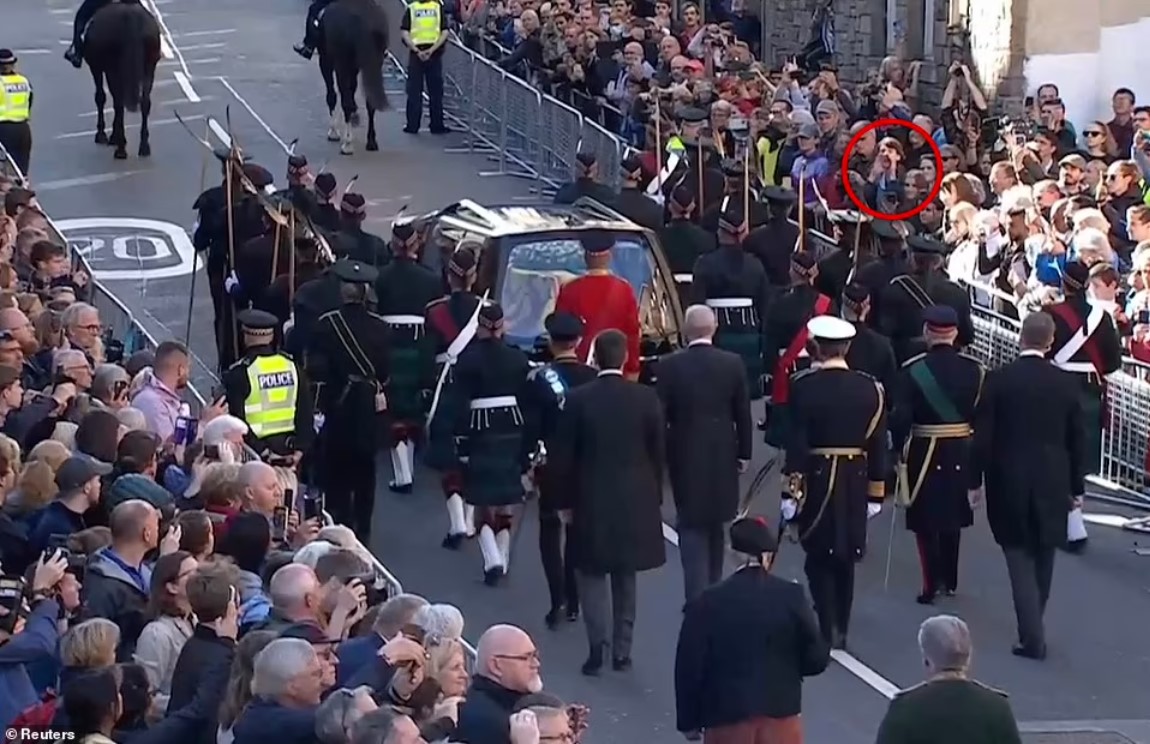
422 249 483 549
691 205 771 401
376 222 443 493
454 304 533 586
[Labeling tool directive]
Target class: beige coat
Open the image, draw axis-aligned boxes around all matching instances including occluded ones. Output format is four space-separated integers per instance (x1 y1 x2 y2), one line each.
133 614 194 710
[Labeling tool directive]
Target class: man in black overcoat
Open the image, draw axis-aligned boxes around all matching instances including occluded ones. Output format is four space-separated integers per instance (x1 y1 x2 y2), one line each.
675 518 829 744
969 311 1086 660
656 305 752 606
551 329 666 677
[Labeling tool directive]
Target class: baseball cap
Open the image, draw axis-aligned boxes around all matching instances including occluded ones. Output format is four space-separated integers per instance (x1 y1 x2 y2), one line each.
56 454 113 492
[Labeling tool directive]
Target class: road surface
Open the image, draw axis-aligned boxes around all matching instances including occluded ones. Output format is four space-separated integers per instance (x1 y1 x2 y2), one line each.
15 0 1150 741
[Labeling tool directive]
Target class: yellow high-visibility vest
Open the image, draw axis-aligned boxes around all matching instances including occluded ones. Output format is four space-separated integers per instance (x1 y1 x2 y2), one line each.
666 135 685 155
0 75 31 123
408 1 442 47
243 354 299 439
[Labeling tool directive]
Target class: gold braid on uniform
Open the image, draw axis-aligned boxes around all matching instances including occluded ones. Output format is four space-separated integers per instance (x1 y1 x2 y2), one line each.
866 380 886 502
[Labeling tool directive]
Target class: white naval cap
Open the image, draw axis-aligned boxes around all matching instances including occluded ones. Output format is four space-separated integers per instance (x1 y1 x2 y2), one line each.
807 315 857 341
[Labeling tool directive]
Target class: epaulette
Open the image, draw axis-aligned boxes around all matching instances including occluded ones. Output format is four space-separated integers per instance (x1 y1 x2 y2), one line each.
969 679 1009 698
224 357 249 373
900 352 927 369
527 366 543 381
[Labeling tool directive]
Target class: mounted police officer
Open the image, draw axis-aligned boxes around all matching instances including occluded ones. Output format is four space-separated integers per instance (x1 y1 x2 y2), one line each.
890 306 985 605
423 248 483 550
333 192 390 268
0 50 33 176
523 311 596 626
222 309 315 467
295 0 336 59
65 0 144 68
553 152 615 206
375 221 442 493
306 259 391 539
400 0 448 134
691 205 770 402
453 303 532 586
658 185 714 307
780 316 887 650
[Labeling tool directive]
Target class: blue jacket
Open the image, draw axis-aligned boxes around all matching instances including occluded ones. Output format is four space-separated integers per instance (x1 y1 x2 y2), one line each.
455 675 528 744
235 571 271 631
27 501 88 558
335 632 385 687
0 599 60 728
232 698 318 744
82 548 152 660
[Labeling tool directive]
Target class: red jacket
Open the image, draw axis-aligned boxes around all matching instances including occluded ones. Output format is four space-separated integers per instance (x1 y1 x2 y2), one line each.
555 271 642 377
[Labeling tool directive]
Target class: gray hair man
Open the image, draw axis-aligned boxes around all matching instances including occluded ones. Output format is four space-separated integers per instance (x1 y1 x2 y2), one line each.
337 594 428 687
315 686 377 744
61 302 102 356
232 639 326 741
349 707 421 744
874 616 1021 743
91 363 130 408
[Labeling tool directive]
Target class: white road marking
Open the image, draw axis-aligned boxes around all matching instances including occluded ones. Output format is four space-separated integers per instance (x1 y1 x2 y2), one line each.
173 71 200 103
177 43 227 53
56 218 198 281
174 29 237 39
13 49 52 55
207 118 231 148
77 96 212 117
160 58 220 67
49 8 71 14
216 77 291 154
1083 513 1136 529
35 172 145 191
54 114 204 140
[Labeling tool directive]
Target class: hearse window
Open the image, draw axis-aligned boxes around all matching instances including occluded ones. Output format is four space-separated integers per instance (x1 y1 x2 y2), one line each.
500 234 653 348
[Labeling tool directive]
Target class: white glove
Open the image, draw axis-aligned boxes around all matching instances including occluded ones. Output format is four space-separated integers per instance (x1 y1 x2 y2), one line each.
780 498 798 522
224 271 241 295
867 502 882 519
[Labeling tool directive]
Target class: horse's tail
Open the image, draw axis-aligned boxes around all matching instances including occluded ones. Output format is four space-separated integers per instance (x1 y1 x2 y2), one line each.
120 6 147 112
356 2 388 110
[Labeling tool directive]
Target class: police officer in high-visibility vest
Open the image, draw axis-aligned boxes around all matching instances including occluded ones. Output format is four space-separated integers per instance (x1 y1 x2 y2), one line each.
0 50 33 176
400 0 448 135
222 308 315 465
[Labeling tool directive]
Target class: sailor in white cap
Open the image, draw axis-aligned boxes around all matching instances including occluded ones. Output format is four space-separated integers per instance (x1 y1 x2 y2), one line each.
779 314 887 651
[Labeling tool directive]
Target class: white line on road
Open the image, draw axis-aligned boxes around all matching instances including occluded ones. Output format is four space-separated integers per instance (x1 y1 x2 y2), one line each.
54 114 204 140
160 58 220 67
174 29 237 39
140 0 187 74
35 171 145 191
215 77 291 154
13 49 53 55
49 8 71 14
174 71 201 103
177 43 227 53
208 118 231 148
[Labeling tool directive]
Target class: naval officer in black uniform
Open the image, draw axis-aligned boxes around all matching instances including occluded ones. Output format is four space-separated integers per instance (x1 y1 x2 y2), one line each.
890 305 985 604
523 311 597 627
780 316 887 649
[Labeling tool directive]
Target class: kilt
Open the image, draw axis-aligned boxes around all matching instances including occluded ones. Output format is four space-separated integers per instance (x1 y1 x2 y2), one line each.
382 318 425 425
1075 375 1104 476
707 298 763 401
461 396 526 507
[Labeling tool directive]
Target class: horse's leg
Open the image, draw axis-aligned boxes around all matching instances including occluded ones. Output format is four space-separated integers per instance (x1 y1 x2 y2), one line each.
138 67 154 157
365 105 377 152
320 51 339 142
111 94 127 160
336 60 357 155
91 65 108 145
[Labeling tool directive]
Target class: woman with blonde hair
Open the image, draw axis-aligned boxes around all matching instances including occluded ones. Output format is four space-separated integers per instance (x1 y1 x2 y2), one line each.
5 439 70 517
939 171 979 209
34 309 65 353
59 617 121 695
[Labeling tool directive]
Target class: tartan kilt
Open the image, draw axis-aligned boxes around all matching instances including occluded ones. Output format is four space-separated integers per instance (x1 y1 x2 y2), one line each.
386 344 424 424
462 428 526 507
714 327 764 401
423 370 462 472
1078 380 1103 476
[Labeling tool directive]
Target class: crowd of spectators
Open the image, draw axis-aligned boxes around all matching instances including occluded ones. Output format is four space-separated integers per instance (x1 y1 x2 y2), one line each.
0 174 589 744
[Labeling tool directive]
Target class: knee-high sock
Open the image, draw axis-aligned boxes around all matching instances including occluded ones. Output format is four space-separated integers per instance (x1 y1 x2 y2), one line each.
391 442 413 486
478 525 504 571
463 504 476 536
446 494 467 536
402 442 416 484
496 528 511 568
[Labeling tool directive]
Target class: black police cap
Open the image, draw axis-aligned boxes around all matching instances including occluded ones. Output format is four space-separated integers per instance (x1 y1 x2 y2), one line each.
762 186 797 205
545 311 585 342
331 259 379 284
676 106 708 124
478 303 504 330
906 234 947 255
237 308 280 332
729 517 778 556
0 49 18 66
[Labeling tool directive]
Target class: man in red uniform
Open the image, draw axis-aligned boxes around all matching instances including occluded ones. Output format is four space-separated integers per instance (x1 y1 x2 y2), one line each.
554 231 642 380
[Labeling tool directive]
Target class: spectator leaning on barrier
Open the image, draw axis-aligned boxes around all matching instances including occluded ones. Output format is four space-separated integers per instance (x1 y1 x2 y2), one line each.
456 624 543 744
337 593 428 689
231 638 326 744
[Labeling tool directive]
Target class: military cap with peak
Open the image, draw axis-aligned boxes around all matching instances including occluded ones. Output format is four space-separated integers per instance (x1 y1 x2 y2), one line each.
620 154 644 178
676 106 708 124
545 311 585 342
340 192 367 215
763 186 797 205
922 304 958 331
807 315 856 341
314 172 337 196
447 249 477 277
478 303 504 330
331 258 379 284
238 308 280 332
242 164 275 189
580 230 614 256
907 234 947 255
729 516 778 556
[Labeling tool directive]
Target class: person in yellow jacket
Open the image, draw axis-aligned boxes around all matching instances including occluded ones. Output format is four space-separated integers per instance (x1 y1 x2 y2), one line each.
221 308 316 465
0 49 33 176
400 0 448 134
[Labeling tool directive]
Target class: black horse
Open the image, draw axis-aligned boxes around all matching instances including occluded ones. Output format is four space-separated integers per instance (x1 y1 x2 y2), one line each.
317 0 389 155
82 2 161 160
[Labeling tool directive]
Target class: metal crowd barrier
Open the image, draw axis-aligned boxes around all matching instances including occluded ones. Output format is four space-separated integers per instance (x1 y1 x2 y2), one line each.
387 27 1150 507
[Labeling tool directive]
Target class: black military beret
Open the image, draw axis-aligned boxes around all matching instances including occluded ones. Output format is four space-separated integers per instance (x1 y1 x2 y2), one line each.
762 186 797 205
392 222 416 241
729 517 777 556
923 304 958 330
676 106 708 124
720 159 744 178
478 303 504 330
1062 260 1090 291
314 172 337 196
237 308 280 332
242 164 275 189
620 154 644 178
842 282 870 309
906 234 947 255
340 192 367 215
717 206 748 235
287 154 308 172
575 151 597 168
872 220 907 242
545 311 585 342
670 185 695 208
448 249 477 277
331 258 379 284
791 251 817 272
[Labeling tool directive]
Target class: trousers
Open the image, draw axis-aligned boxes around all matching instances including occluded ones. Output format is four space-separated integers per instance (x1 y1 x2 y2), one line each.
322 442 378 539
304 0 336 46
0 122 32 176
678 522 728 605
803 551 855 644
703 715 803 744
405 51 445 132
539 510 578 613
73 0 111 47
578 570 636 658
1002 545 1055 651
914 529 961 596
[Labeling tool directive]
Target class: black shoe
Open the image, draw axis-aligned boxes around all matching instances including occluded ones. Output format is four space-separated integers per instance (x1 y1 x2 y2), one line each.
441 532 465 550
402 127 419 134
388 481 413 494
483 567 504 587
581 646 604 676
1063 538 1087 554
429 127 450 134
64 45 83 68
545 608 562 630
612 656 632 671
831 630 848 651
916 591 936 605
942 587 956 597
1011 643 1047 660
565 606 579 622
293 43 315 60
756 418 767 432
